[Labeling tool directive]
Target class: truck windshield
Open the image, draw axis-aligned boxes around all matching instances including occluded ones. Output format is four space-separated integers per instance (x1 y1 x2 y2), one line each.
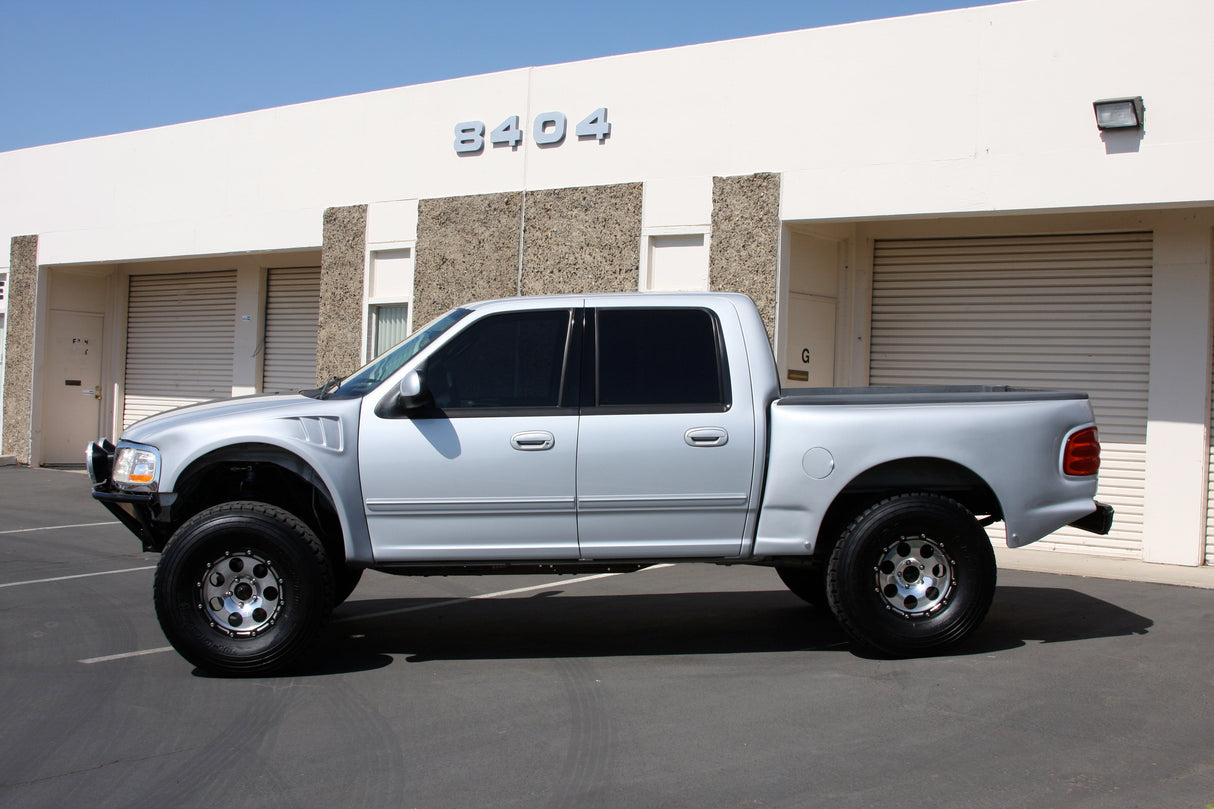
313 308 472 399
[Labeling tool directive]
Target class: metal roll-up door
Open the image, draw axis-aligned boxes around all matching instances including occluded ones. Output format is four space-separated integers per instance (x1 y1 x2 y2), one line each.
870 232 1152 557
1208 339 1214 564
262 267 321 394
123 270 237 428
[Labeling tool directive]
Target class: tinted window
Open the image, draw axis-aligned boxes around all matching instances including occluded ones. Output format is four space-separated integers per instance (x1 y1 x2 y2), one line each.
596 308 726 408
427 310 573 410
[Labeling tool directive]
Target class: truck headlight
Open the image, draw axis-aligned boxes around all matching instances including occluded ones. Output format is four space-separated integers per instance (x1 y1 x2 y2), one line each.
112 444 160 491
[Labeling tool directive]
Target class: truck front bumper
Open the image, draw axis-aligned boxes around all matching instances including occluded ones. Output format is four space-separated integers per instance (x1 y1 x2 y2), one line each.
87 440 162 552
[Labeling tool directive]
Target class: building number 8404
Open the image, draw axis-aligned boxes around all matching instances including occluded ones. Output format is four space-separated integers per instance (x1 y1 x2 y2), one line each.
454 108 611 154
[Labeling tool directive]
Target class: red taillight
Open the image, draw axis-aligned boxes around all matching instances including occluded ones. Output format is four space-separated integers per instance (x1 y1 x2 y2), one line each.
1063 427 1101 476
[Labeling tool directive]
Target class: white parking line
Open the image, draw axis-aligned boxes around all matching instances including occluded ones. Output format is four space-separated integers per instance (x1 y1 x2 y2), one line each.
0 520 120 535
0 565 156 589
79 563 676 664
81 646 174 664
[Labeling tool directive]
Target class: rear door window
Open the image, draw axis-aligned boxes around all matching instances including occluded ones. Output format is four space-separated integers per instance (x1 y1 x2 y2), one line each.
592 308 729 412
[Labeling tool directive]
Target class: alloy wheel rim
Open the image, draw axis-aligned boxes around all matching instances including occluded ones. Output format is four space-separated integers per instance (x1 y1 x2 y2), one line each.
874 535 954 617
196 550 284 637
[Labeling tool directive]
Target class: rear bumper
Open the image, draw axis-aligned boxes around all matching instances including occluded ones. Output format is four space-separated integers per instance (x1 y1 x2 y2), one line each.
1068 501 1115 535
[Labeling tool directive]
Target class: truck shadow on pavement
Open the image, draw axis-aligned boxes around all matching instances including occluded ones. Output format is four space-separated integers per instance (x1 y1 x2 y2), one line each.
297 584 1152 673
962 584 1152 652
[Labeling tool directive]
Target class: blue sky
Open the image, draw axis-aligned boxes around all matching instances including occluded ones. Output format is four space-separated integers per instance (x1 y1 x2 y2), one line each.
0 0 1009 153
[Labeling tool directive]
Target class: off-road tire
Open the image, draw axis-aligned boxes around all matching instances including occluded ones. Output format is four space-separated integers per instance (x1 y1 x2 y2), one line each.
826 493 996 657
154 501 334 676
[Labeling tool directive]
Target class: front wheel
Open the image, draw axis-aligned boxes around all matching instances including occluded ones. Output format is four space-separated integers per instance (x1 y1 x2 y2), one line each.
154 501 334 676
826 493 996 657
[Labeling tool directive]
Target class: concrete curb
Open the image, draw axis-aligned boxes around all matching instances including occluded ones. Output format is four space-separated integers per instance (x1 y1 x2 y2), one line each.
0 456 16 467
996 546 1214 590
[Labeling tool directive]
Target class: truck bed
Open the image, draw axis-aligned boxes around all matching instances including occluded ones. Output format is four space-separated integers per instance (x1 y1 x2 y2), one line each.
778 385 1089 407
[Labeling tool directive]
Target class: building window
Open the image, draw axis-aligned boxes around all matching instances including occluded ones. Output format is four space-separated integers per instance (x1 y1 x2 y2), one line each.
369 303 410 358
364 245 415 359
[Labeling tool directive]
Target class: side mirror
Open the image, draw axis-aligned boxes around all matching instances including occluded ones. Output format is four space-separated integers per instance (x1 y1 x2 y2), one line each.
396 369 433 411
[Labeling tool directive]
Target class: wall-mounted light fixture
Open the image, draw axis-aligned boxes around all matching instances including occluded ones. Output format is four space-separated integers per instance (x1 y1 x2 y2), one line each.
1093 96 1144 130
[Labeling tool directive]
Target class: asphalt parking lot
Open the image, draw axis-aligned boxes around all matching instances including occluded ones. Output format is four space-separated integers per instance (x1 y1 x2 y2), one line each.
1 465 1212 809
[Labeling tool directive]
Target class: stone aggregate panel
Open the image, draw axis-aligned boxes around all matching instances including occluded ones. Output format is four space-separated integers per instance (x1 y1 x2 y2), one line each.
710 173 780 342
413 192 523 328
2 236 38 462
520 183 642 296
318 205 367 382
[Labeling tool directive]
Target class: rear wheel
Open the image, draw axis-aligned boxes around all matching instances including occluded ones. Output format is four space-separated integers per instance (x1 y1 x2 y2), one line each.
826 493 996 657
154 501 334 676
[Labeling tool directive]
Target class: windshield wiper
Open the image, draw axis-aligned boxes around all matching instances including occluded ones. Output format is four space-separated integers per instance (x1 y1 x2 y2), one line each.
302 376 343 400
318 376 343 399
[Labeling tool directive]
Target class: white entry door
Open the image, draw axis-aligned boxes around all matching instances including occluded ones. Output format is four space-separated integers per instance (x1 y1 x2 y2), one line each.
784 293 836 387
44 310 103 464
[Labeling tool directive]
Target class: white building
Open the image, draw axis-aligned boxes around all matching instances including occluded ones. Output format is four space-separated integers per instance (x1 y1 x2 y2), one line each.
2 0 1212 569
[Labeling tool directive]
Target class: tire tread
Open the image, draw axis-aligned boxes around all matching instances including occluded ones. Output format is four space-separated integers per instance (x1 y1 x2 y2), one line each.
825 492 996 657
154 500 334 676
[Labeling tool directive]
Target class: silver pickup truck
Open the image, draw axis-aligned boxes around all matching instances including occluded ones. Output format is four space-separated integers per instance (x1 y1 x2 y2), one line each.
88 292 1112 675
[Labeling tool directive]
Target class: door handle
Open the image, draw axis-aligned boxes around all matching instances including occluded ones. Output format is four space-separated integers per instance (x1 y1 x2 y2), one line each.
511 431 555 451
685 427 728 447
